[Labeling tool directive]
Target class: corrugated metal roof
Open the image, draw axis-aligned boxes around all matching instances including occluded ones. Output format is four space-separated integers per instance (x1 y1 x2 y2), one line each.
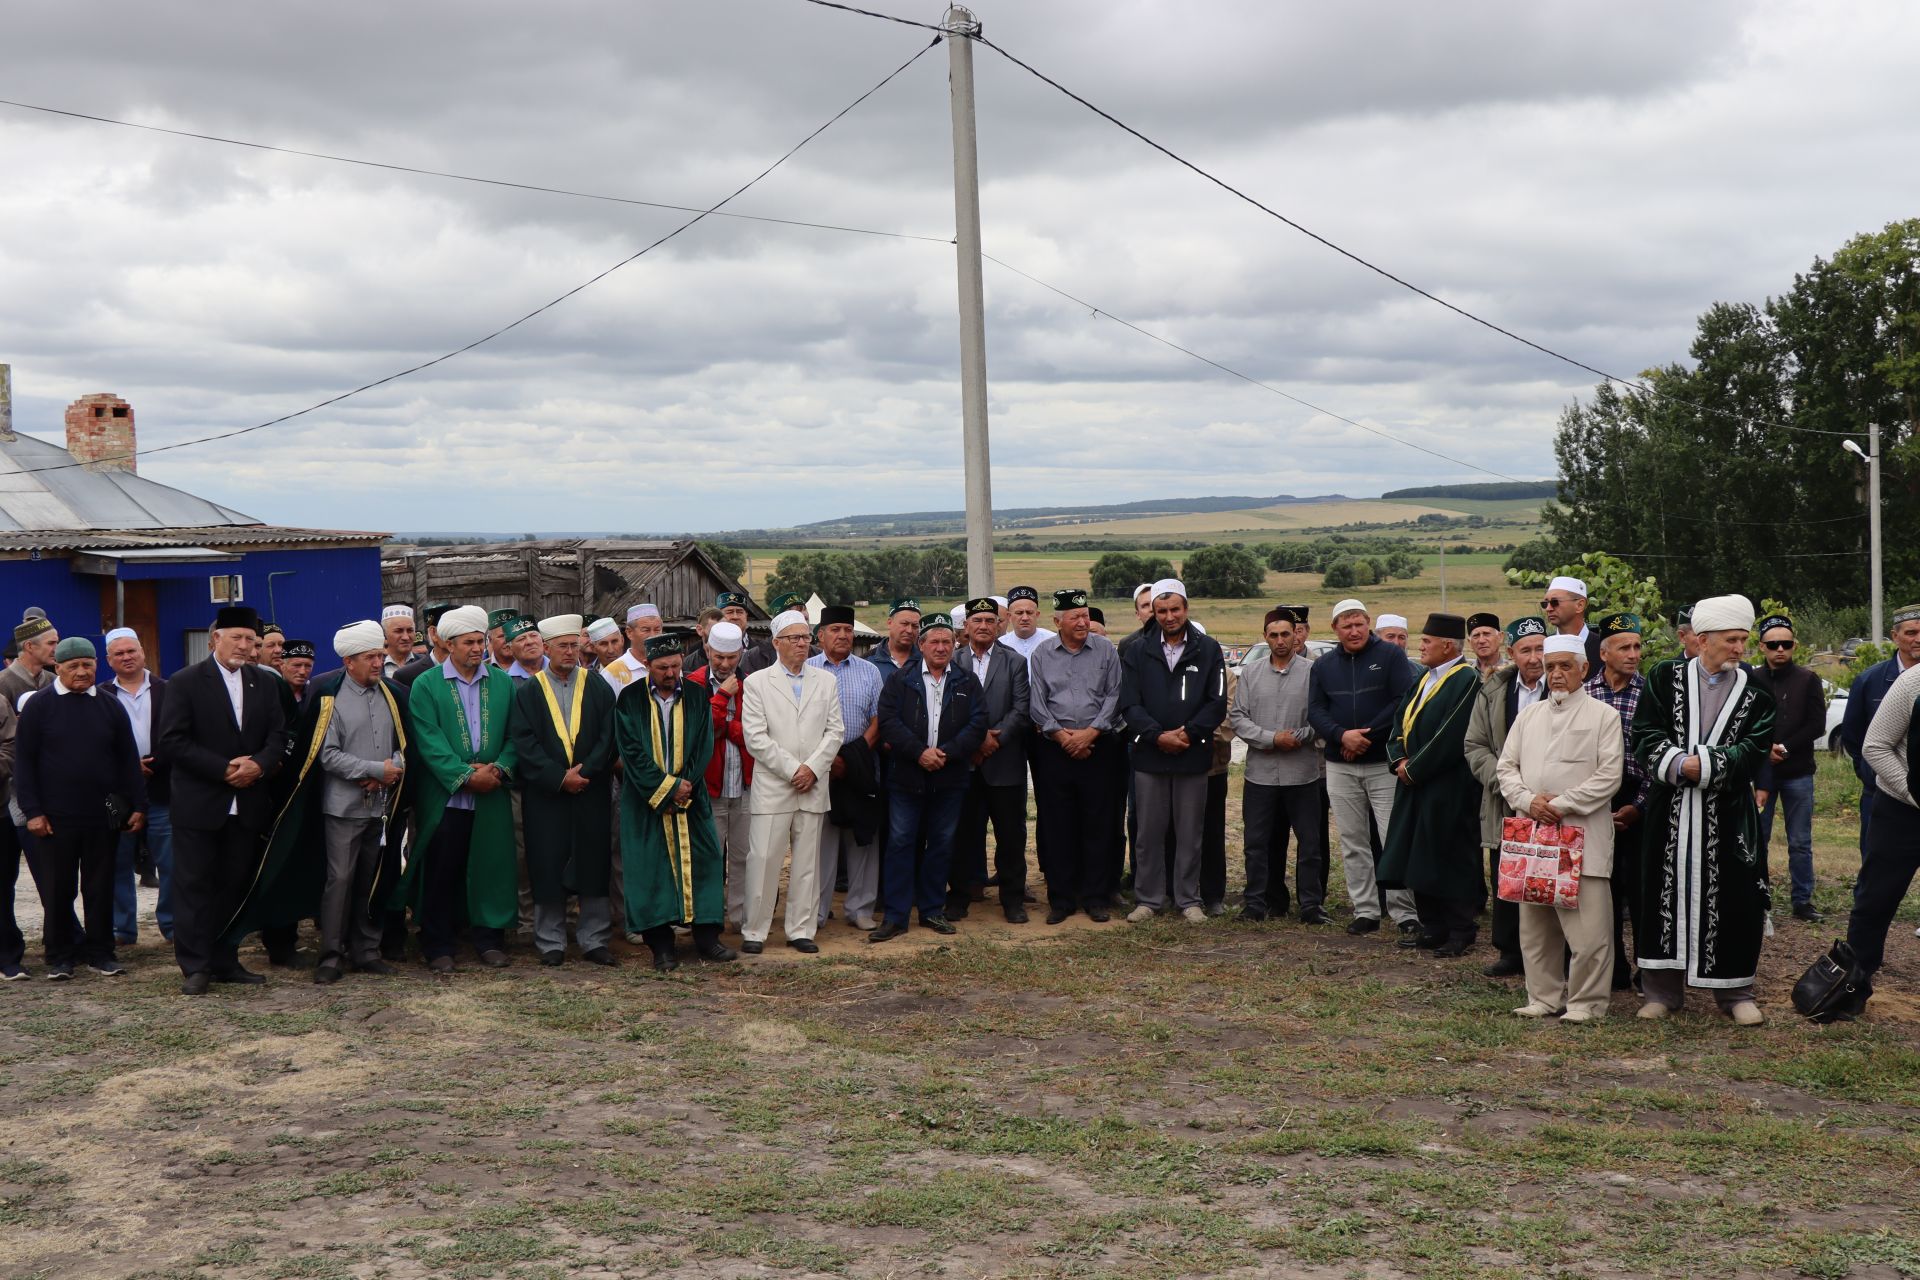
0 526 386 553
0 432 258 531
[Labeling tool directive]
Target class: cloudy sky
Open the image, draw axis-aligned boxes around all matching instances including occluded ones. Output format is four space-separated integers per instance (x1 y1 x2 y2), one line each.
2 1 1914 533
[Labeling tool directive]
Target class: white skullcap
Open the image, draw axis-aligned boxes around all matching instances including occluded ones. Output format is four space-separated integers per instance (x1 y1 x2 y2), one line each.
537 614 583 642
708 621 744 654
333 620 387 658
1133 582 1154 600
1150 578 1186 600
771 609 810 637
1377 613 1408 630
438 605 488 639
1331 598 1367 621
585 617 621 643
1691 594 1755 634
381 604 414 623
951 605 967 627
992 595 1008 609
1542 634 1586 658
103 627 138 647
1548 576 1588 598
625 603 661 623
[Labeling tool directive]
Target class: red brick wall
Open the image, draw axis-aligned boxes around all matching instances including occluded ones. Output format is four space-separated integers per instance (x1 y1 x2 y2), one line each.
64 393 136 472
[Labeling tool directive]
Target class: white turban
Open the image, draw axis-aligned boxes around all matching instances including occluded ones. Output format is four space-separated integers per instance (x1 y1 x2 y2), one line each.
1331 598 1367 622
1542 634 1586 658
537 614 583 642
708 621 744 654
381 604 414 623
585 617 621 643
1150 578 1186 601
1548 576 1588 599
1691 594 1755 634
1377 613 1408 630
951 605 967 627
771 609 810 638
625 603 661 623
438 605 488 639
333 620 387 658
103 626 138 647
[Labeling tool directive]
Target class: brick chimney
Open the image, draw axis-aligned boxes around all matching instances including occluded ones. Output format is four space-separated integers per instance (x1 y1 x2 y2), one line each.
0 364 12 443
65 393 136 473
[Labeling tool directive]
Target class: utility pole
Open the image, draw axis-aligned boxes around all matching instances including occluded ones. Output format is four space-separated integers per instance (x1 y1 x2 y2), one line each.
945 6 994 596
1870 419 1884 642
1438 542 1447 612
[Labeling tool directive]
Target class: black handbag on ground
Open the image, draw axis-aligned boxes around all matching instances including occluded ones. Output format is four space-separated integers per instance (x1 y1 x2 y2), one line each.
1791 940 1872 1023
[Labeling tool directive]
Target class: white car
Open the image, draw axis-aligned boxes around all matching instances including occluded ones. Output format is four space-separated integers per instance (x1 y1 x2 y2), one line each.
1814 679 1848 754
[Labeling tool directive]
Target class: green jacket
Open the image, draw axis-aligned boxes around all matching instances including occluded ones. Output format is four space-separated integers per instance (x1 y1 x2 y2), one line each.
397 661 520 929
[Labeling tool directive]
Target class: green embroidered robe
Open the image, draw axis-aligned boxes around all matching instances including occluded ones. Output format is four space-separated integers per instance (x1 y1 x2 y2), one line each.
613 677 722 932
509 669 617 903
398 661 520 929
1378 660 1485 900
1631 657 1776 988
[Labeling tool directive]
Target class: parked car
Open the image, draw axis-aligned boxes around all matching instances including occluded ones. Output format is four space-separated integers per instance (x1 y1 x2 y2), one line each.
1231 639 1336 670
1813 678 1849 755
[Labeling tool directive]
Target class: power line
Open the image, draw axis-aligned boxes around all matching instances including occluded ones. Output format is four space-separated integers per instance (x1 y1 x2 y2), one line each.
955 33 1858 441
14 35 944 475
981 252 1527 483
0 97 952 247
796 0 948 33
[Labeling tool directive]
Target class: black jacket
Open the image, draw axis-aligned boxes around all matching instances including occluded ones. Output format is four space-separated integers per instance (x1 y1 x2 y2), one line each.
1118 625 1227 775
158 657 289 830
1306 634 1416 765
826 736 882 844
1754 660 1824 780
878 662 987 793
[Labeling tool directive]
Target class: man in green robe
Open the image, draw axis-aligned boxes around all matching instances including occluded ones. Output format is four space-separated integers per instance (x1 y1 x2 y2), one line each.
398 604 519 973
509 614 618 967
1630 594 1776 1024
1379 612 1485 956
614 632 735 972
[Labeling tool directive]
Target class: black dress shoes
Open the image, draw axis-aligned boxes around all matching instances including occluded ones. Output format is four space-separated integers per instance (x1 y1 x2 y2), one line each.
919 915 957 936
181 972 211 996
868 920 908 943
539 951 565 968
354 959 400 977
1044 907 1074 925
1792 902 1825 923
1240 907 1269 923
788 937 820 954
214 965 266 985
651 949 681 973
1346 917 1380 935
1482 952 1524 978
1399 933 1443 950
740 940 764 955
1434 939 1473 958
314 964 343 985
1085 906 1111 923
583 947 620 967
1300 908 1331 925
1003 905 1029 924
479 949 510 969
428 955 455 974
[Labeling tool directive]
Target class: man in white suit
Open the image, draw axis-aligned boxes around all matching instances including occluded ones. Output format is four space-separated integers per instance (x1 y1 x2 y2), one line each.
741 610 844 954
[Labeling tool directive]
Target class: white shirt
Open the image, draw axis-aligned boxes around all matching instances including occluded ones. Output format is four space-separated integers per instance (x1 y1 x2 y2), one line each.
923 662 947 742
1514 674 1546 714
217 659 246 815
968 643 993 688
1417 653 1466 697
109 671 154 757
1161 632 1187 671
781 661 807 703
599 651 645 692
1001 628 1055 663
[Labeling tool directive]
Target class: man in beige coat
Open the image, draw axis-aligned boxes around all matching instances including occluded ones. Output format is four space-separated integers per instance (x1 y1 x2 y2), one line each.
1495 635 1624 1023
740 611 843 955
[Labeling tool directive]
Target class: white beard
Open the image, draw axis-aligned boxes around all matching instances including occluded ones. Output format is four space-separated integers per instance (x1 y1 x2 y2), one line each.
1717 660 1739 673
1549 690 1571 706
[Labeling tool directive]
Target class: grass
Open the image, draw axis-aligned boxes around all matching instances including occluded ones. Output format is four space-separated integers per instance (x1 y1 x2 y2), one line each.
3 767 1917 1279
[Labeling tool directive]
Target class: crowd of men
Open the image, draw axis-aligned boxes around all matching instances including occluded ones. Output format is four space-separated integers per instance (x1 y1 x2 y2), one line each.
1 572 1914 1025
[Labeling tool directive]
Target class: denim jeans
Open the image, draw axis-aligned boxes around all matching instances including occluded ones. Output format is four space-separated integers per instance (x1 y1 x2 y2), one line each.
1758 773 1816 907
113 804 174 943
882 786 966 926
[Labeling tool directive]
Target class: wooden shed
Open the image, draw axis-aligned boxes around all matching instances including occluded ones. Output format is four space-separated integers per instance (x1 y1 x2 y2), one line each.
380 538 768 627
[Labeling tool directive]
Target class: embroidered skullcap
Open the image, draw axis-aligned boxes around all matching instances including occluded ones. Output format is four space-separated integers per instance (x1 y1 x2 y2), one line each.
381 605 414 623
625 603 661 623
1150 578 1186 601
585 617 621 643
1504 617 1547 644
283 639 316 660
103 627 138 647
1756 614 1794 637
502 615 538 642
1548 576 1588 599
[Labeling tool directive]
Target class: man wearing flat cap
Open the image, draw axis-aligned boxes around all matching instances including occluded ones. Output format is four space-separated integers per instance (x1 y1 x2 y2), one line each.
1463 617 1548 976
511 615 619 967
158 605 289 994
615 631 735 969
951 596 1031 923
1028 588 1124 923
1466 613 1503 677
806 606 885 931
1583 612 1653 988
1631 595 1775 1024
231 621 410 985
1378 613 1485 956
397 605 519 974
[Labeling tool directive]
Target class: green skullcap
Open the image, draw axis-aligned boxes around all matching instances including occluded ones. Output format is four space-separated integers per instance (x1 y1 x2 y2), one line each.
54 637 95 663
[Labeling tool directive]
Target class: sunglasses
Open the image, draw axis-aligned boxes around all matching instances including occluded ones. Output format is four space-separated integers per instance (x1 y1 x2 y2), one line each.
1540 597 1570 609
1762 639 1795 651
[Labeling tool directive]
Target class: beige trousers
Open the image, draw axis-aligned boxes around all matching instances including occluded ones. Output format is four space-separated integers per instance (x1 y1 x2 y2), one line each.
1520 876 1615 1018
743 810 826 944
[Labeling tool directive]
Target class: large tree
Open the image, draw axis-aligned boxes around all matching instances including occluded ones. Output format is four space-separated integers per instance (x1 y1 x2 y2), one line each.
1547 219 1920 610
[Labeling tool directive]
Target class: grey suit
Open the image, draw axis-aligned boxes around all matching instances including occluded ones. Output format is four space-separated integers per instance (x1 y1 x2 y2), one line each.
952 642 1031 908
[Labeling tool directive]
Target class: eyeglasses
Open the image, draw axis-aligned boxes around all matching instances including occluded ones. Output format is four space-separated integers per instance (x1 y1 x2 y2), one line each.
1762 639 1795 651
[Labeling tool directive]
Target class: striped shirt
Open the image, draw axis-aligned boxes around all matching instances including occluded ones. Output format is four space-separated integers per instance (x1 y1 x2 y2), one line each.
807 651 882 744
1582 670 1651 810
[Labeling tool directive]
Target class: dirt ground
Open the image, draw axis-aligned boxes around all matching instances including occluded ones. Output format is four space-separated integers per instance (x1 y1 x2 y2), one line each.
4 790 1919 1280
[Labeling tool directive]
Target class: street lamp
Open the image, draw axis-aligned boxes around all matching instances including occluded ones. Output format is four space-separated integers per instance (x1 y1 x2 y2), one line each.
1842 431 1883 642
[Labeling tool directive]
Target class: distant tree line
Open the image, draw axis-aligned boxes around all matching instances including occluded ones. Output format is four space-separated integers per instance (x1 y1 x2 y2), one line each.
1381 482 1555 501
765 547 969 604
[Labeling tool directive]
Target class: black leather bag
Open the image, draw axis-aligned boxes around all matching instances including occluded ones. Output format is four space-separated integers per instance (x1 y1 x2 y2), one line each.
104 792 133 833
1791 940 1872 1023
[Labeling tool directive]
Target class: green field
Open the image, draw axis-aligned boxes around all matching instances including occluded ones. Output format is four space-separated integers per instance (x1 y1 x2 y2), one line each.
1377 496 1554 521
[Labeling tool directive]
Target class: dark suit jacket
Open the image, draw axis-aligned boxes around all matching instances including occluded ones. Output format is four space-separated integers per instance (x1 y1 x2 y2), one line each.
878 662 987 793
158 657 289 830
97 670 172 806
953 641 1029 787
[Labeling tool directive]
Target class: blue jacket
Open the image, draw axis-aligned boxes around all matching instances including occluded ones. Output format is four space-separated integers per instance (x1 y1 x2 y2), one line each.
878 661 987 793
1841 654 1910 793
1306 634 1416 765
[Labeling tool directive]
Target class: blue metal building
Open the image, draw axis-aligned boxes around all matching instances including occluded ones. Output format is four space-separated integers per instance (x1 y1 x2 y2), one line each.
0 377 384 676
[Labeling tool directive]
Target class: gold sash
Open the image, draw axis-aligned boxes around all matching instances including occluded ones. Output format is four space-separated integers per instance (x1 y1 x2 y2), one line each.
534 670 586 766
1402 662 1471 737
